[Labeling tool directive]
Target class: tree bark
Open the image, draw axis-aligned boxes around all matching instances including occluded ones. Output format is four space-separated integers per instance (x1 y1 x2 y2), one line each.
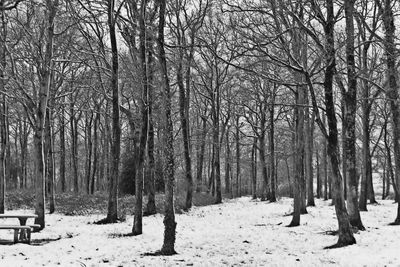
59 97 66 192
45 109 55 214
225 128 231 195
133 0 149 235
376 0 400 224
196 114 207 192
34 0 58 230
344 0 364 230
269 86 276 202
322 0 356 246
0 6 6 213
251 137 257 199
158 0 177 254
145 43 156 216
106 0 120 223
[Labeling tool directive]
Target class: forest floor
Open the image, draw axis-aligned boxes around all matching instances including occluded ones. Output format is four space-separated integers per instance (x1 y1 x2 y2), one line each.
0 194 400 266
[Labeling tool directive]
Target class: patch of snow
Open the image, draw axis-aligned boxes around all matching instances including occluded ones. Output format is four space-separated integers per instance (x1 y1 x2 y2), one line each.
0 197 399 266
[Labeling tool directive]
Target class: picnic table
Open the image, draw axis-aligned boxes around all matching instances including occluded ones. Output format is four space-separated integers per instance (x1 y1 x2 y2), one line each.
0 214 39 244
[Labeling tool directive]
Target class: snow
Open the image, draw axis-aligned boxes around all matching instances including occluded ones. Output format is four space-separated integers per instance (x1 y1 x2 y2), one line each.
0 197 400 266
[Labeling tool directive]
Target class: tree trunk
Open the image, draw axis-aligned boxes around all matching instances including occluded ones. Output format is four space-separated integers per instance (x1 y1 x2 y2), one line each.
34 0 58 230
85 113 93 194
251 137 257 199
177 21 193 211
322 0 356 246
344 0 364 230
91 104 100 194
289 82 305 227
45 109 56 214
59 97 66 192
269 86 276 202
306 88 315 206
225 128 231 195
235 115 241 198
133 0 149 234
196 114 207 192
145 45 156 216
106 0 120 223
70 98 79 194
384 120 398 201
377 0 400 224
0 7 6 213
316 144 321 198
158 0 177 254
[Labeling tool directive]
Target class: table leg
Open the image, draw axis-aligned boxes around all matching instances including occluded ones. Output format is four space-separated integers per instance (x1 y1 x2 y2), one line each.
18 218 28 242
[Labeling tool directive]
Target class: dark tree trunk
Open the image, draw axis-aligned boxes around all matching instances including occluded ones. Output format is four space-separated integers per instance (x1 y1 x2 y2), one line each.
106 0 120 223
145 45 156 216
322 0 356 246
306 89 315 207
344 0 364 230
176 21 193 211
235 115 241 198
70 98 79 194
269 86 276 202
133 0 149 234
196 114 207 192
289 83 305 227
0 7 6 213
322 116 328 201
251 137 257 199
225 128 231 195
0 96 6 214
59 97 66 193
91 104 100 194
85 113 93 194
158 0 177 254
316 145 321 198
376 0 400 224
384 121 398 201
45 110 55 214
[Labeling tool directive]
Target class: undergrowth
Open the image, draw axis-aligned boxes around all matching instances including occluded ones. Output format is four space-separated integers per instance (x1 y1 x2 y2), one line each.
5 189 216 216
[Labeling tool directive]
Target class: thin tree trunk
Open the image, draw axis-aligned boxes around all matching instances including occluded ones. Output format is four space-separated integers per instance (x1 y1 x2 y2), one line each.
59 97 66 192
85 112 93 194
45 110 55 214
91 104 100 194
316 144 321 198
269 86 276 202
70 98 79 194
306 89 315 206
225 128 231 195
252 137 257 199
158 0 177 254
145 45 156 216
236 115 241 198
289 82 305 227
133 0 149 234
0 6 6 213
196 114 207 192
34 0 58 230
106 0 120 223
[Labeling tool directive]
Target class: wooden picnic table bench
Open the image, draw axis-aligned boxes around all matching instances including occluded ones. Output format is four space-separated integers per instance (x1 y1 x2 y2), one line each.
0 214 39 244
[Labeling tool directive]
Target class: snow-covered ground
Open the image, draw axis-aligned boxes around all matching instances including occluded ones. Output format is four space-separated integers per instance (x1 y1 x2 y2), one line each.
0 197 399 266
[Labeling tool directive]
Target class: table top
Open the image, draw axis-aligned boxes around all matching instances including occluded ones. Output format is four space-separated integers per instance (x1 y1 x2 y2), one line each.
0 214 38 219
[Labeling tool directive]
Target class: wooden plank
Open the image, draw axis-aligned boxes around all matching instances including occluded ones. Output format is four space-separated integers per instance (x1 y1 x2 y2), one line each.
0 214 38 219
0 225 31 230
